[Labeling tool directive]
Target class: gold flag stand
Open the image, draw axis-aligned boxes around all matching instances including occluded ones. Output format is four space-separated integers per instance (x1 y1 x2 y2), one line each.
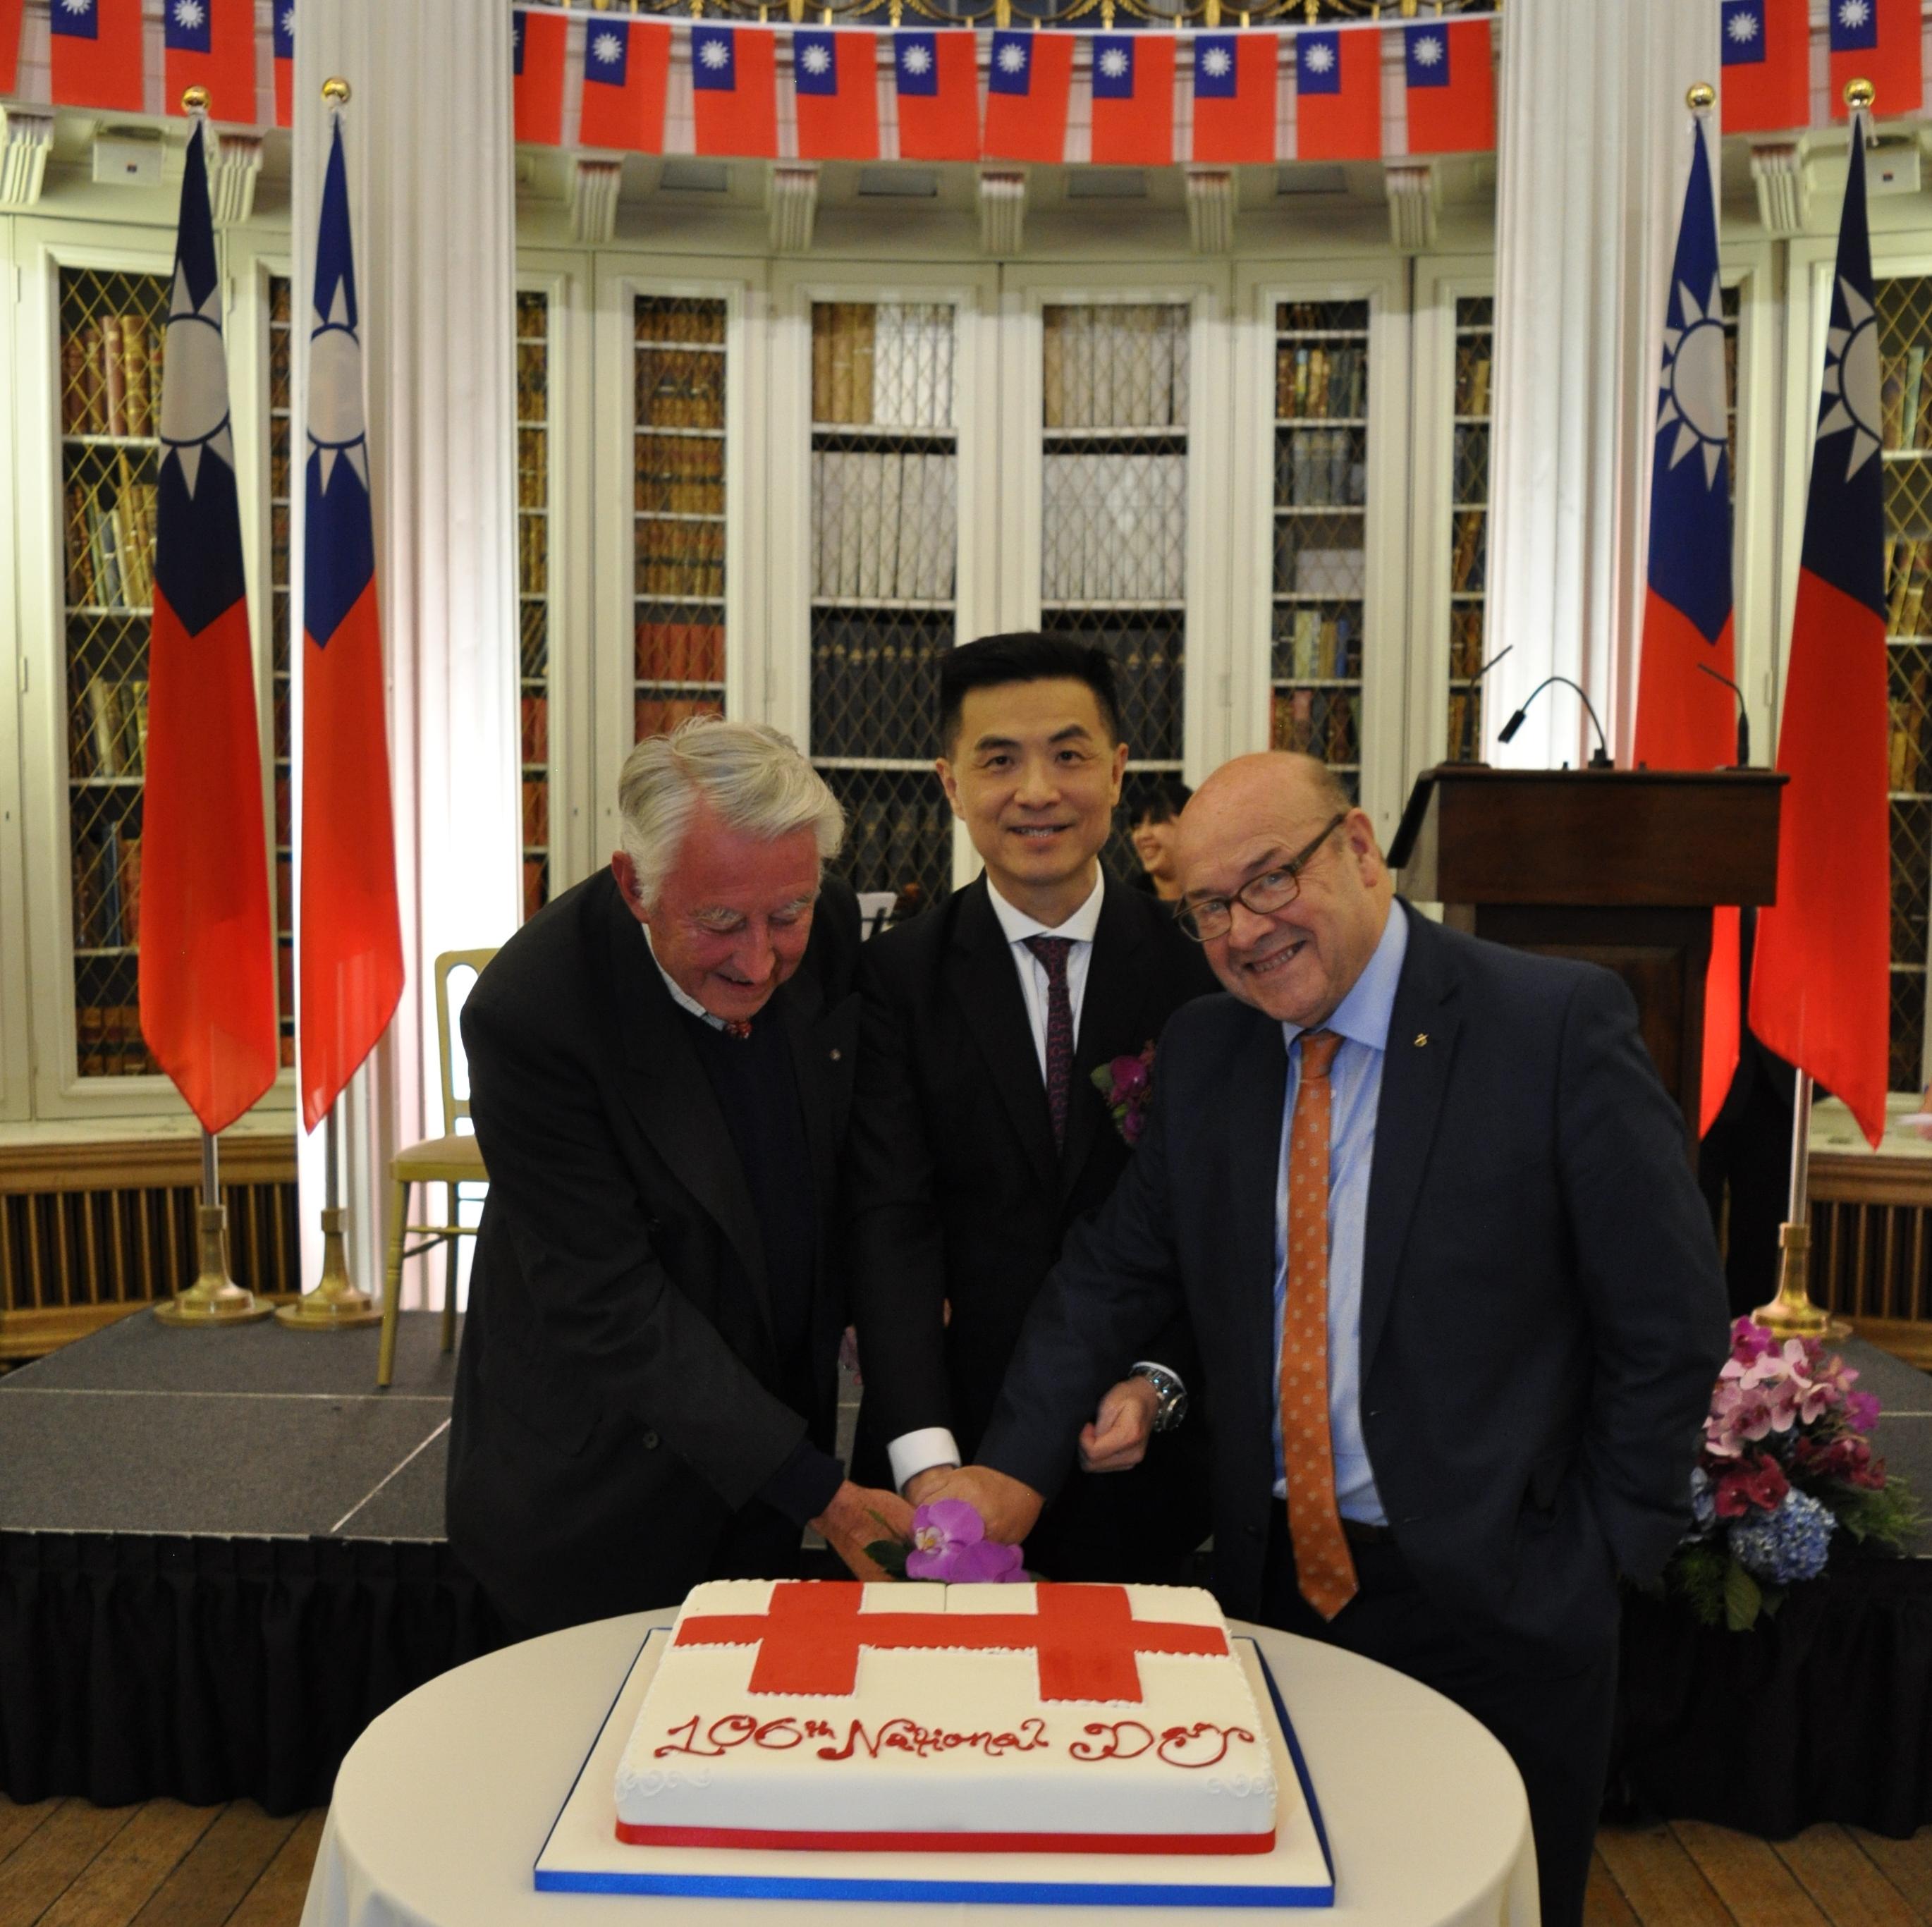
154 1131 273 1325
277 1104 382 1330
1751 1072 1850 1342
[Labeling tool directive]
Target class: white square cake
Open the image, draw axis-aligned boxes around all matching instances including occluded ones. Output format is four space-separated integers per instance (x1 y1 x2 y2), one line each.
613 1580 1280 1854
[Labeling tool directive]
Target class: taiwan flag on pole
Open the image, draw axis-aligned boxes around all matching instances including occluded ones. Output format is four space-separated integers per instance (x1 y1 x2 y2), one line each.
1828 0 1923 121
1293 27 1380 161
164 0 257 124
691 26 778 159
513 7 567 146
794 30 880 163
983 30 1075 166
893 32 978 162
1190 33 1276 166
1090 35 1175 168
1402 19 1492 155
1749 115 1890 1146
49 0 145 113
140 122 277 1136
273 1 294 129
1720 0 1811 134
1634 114 1744 1133
579 16 671 154
299 123 403 1135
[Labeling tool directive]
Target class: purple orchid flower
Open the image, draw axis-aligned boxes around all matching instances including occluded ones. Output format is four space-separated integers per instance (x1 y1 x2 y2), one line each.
905 1498 1026 1583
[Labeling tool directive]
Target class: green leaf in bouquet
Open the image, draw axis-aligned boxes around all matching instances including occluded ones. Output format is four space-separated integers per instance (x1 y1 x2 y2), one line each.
861 1538 910 1580
1723 1557 1763 1632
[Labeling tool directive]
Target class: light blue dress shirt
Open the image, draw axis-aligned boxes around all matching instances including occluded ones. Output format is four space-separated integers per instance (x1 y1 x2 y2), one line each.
1271 903 1409 1523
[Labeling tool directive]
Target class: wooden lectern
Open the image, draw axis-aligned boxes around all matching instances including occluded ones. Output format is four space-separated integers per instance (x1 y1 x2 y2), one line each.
1388 767 1786 1143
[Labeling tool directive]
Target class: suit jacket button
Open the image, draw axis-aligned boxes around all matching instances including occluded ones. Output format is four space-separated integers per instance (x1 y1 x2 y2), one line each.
642 1430 660 1450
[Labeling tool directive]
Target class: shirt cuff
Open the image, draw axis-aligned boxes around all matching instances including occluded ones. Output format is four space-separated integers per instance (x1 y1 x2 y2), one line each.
888 1427 962 1494
1130 1361 1186 1395
757 1438 846 1528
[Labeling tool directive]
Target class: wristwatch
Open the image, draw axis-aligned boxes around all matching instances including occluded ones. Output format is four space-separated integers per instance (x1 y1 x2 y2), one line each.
1130 1362 1189 1434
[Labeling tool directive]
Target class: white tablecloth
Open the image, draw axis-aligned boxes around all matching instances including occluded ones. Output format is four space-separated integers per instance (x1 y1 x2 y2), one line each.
299 1609 1539 1927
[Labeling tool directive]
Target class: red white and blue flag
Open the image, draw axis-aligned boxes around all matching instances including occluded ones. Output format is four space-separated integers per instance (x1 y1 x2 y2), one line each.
49 0 145 112
273 0 294 129
579 16 671 154
691 26 778 159
983 29 1074 165
1827 0 1922 121
1191 33 1276 166
1401 19 1491 156
1720 0 1811 135
140 122 278 1134
513 7 567 146
1633 115 1743 1133
1292 27 1379 161
793 28 880 163
299 123 403 1135
892 30 978 162
0 0 23 98
1749 114 1890 1145
1090 33 1174 167
164 0 257 124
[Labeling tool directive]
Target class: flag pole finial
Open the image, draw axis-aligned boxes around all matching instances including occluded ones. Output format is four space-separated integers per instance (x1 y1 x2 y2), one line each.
1843 76 1875 112
181 85 210 116
322 76 352 106
1685 81 1715 114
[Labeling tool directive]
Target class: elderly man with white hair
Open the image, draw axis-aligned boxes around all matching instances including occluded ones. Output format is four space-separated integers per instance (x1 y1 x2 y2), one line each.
448 716 910 1637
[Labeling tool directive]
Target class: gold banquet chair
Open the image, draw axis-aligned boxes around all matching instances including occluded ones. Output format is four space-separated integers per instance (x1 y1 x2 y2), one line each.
377 948 497 1388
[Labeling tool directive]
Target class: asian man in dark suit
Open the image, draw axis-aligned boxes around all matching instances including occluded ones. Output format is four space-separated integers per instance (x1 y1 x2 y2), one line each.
845 634 1218 1582
936 751 1730 1927
446 717 910 1639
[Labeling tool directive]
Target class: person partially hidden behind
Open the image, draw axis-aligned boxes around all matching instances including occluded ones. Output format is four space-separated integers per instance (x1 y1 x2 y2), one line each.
1127 776 1192 903
846 635 1218 1581
931 751 1730 1927
446 717 911 1638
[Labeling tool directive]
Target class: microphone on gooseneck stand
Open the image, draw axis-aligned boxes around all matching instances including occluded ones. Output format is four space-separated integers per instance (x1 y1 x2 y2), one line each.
1496 675 1615 769
1696 661 1752 768
1445 645 1512 764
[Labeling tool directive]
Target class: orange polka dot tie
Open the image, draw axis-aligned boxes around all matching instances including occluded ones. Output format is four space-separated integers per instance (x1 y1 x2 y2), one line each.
1278 1028 1359 1622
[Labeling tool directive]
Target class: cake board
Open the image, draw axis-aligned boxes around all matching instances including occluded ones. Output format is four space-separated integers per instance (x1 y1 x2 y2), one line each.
534 1630 1336 1907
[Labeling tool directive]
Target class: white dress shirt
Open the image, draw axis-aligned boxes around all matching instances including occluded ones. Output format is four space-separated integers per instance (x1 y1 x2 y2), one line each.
640 924 731 1029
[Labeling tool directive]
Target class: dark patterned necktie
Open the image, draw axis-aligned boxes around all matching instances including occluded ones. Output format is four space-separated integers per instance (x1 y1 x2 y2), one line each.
1025 936 1075 1150
720 1018 752 1041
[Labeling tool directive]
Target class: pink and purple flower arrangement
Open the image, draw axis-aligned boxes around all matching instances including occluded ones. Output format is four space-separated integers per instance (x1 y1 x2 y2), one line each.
1091 1041 1157 1146
1666 1317 1919 1630
864 1499 1027 1584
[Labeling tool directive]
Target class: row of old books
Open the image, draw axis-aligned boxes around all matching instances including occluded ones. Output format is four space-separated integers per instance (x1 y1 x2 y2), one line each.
814 451 958 602
1276 429 1366 510
1084 625 1184 762
636 520 724 600
518 428 548 508
638 300 726 347
1881 348 1932 452
62 316 165 437
1043 305 1187 432
1451 510 1488 594
520 513 549 595
1889 666 1930 792
637 350 726 432
1271 687 1355 765
64 479 156 608
1885 537 1932 636
521 693 549 766
1449 605 1486 679
810 626 949 761
1041 454 1185 603
1454 343 1493 417
637 619 726 685
72 675 149 780
813 302 956 432
522 778 548 851
635 695 723 740
1275 537 1365 601
1276 344 1367 422
1273 608 1359 682
637 436 724 517
523 857 549 924
517 342 549 424
73 824 142 948
1447 688 1486 762
521 603 549 675
1453 424 1490 505
76 1005 151 1078
837 793 953 903
1279 302 1365 334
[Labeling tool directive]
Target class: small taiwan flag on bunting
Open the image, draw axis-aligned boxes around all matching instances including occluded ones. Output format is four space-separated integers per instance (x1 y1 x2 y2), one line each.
692 25 778 160
794 29 880 163
1828 0 1922 121
1401 18 1492 155
273 1 294 129
579 16 671 154
513 8 568 145
1720 0 1810 135
1 0 25 99
893 30 978 161
983 30 1075 166
1292 27 1379 161
49 0 145 114
1190 32 1276 166
1090 35 1175 168
164 0 257 125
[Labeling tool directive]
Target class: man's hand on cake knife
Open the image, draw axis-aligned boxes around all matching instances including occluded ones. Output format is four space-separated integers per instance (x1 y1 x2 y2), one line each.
1078 1377 1158 1474
813 1481 915 1583
921 1466 1044 1546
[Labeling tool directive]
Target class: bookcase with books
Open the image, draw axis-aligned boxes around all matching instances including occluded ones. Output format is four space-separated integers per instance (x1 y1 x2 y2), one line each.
808 299 960 912
268 274 294 1068
520 289 556 922
59 268 167 1081
632 293 728 787
1445 297 1491 762
1271 300 1369 798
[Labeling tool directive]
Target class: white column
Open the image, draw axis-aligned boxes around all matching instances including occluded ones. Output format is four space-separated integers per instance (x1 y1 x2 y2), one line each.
291 6 520 1305
1484 0 1718 769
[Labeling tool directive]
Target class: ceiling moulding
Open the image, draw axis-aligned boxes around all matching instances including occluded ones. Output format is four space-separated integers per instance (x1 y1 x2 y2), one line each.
1748 140 1807 237
979 166 1025 255
1383 160 1438 253
0 108 54 208
572 155 623 243
768 161 819 255
1185 167 1236 255
207 130 262 228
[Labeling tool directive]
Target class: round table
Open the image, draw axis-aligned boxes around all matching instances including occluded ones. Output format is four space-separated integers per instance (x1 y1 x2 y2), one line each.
299 1610 1539 1926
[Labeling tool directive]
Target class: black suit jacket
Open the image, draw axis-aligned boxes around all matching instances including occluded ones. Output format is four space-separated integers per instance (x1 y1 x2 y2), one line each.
845 871 1218 1574
446 869 860 1634
979 903 1730 1668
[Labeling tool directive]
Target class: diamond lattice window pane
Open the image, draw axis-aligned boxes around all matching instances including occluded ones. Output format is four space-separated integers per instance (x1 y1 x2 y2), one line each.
267 274 295 1065
824 767 953 915
520 289 553 921
1443 295 1491 765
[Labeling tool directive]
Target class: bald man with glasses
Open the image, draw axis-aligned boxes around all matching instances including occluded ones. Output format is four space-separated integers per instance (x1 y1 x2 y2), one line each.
929 751 1728 1927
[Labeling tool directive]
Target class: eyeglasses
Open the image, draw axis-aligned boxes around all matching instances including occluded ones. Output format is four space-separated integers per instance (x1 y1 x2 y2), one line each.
1175 812 1348 943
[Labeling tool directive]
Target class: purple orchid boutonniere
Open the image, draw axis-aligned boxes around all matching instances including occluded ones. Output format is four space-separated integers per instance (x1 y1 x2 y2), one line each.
1091 1041 1157 1146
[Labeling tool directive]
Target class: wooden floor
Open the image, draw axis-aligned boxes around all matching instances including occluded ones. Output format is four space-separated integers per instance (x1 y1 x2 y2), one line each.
1 1793 1928 1924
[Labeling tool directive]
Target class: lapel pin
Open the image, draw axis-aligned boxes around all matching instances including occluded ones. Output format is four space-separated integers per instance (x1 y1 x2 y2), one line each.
1413 1033 1429 1048
830 1048 843 1061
